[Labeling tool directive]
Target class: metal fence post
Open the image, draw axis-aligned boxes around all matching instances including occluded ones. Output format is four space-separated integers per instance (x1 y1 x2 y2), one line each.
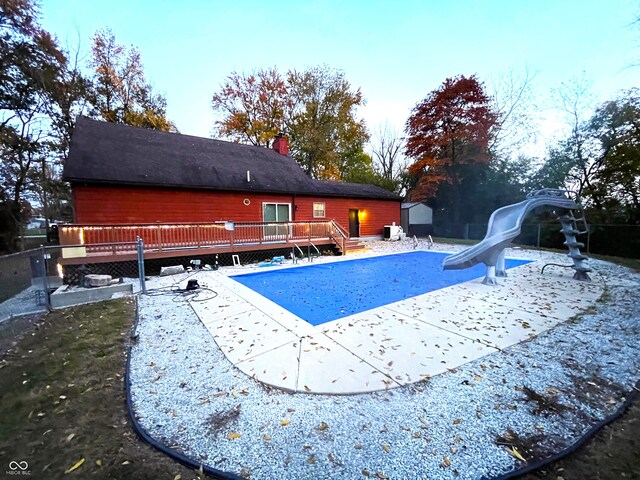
40 245 50 308
537 224 541 248
136 236 147 294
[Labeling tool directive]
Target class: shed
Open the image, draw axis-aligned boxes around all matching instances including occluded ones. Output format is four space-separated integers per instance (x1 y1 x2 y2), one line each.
401 202 433 237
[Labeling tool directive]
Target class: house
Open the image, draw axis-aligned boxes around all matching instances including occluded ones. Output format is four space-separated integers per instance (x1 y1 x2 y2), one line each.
61 117 401 262
401 202 433 237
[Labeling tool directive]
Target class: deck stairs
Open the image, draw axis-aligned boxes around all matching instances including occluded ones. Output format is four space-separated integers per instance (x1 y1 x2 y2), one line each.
335 238 370 255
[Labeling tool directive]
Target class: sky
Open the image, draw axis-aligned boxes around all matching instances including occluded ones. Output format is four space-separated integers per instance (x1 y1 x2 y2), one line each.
40 0 639 155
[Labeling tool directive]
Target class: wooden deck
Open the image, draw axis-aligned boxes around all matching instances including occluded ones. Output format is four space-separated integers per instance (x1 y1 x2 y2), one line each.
58 220 356 265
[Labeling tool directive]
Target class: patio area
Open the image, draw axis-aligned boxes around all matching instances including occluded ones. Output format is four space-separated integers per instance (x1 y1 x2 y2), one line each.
129 240 640 479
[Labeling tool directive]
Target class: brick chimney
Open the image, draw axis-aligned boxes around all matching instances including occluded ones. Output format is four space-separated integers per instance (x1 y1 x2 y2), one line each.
272 133 289 156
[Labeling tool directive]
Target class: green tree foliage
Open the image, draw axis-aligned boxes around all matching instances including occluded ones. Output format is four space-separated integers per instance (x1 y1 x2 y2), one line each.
0 0 67 251
405 75 498 223
532 88 640 224
587 90 640 222
286 65 369 180
211 65 370 181
89 29 175 132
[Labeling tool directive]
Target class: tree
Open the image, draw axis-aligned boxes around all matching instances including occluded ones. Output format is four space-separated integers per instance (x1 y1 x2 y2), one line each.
587 89 640 222
488 68 539 165
210 65 370 180
88 29 175 131
369 124 409 195
404 75 498 223
286 65 369 179
211 67 288 146
0 0 67 251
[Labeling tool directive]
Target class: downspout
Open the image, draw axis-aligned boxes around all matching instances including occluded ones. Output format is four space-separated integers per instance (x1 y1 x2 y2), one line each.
292 194 296 221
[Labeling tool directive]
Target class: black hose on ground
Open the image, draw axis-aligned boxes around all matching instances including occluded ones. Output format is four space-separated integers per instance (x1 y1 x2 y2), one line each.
125 295 243 480
489 379 639 480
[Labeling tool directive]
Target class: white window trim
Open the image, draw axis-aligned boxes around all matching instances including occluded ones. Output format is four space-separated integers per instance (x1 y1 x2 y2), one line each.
262 202 292 222
312 202 326 218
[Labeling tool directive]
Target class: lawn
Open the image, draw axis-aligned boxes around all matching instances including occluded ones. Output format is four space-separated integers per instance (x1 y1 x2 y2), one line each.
0 298 207 479
0 297 638 479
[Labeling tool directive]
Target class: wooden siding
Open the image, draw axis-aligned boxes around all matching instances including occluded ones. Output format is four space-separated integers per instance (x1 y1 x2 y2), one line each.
294 196 400 237
72 184 400 237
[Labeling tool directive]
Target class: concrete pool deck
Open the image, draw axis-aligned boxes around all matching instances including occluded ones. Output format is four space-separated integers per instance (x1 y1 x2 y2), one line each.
175 247 604 395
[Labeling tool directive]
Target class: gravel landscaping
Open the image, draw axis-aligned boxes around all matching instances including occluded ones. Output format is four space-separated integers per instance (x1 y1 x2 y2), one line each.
129 241 640 479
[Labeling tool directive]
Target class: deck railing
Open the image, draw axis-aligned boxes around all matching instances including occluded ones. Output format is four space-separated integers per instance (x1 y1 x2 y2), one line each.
59 221 341 256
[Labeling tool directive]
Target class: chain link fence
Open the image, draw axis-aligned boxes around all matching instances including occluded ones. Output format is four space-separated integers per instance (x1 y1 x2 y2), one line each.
0 248 49 322
0 239 340 323
433 223 640 259
0 243 144 323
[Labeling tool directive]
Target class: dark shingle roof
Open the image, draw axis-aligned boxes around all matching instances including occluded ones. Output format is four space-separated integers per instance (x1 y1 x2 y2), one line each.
63 117 400 201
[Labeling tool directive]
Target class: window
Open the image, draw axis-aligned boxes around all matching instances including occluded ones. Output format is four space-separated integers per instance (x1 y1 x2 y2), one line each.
313 202 326 218
263 203 291 238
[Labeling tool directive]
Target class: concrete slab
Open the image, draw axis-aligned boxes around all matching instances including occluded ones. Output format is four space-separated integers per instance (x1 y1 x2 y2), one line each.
183 251 605 395
386 292 560 350
202 309 299 364
324 310 496 385
50 282 132 309
297 333 400 394
235 341 300 392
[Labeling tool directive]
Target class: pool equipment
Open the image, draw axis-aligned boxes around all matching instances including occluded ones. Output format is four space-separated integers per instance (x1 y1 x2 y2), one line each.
258 255 286 267
384 224 403 241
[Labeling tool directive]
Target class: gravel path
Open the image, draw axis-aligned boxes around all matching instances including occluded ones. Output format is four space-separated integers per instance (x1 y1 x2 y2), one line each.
129 242 640 479
0 285 48 324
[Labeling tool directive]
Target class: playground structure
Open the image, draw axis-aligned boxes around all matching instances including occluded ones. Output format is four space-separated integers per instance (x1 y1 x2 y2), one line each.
443 189 591 285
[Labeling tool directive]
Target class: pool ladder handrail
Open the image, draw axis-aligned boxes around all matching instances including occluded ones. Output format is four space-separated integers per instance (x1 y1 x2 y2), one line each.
292 242 321 263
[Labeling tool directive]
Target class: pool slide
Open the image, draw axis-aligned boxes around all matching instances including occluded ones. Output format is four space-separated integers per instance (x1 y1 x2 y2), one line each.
442 190 579 285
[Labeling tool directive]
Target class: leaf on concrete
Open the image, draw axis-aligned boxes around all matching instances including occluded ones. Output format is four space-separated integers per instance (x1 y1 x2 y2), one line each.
381 444 390 453
227 432 241 440
281 419 290 426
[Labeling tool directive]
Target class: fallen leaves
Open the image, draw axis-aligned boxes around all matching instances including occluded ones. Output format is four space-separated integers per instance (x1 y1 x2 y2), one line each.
65 458 84 474
316 421 329 431
281 419 290 426
227 432 241 440
508 446 526 462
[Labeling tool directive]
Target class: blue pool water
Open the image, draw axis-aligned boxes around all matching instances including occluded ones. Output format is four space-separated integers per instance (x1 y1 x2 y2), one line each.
231 251 531 326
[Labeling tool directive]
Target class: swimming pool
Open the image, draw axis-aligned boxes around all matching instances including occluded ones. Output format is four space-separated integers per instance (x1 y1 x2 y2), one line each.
231 251 531 326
